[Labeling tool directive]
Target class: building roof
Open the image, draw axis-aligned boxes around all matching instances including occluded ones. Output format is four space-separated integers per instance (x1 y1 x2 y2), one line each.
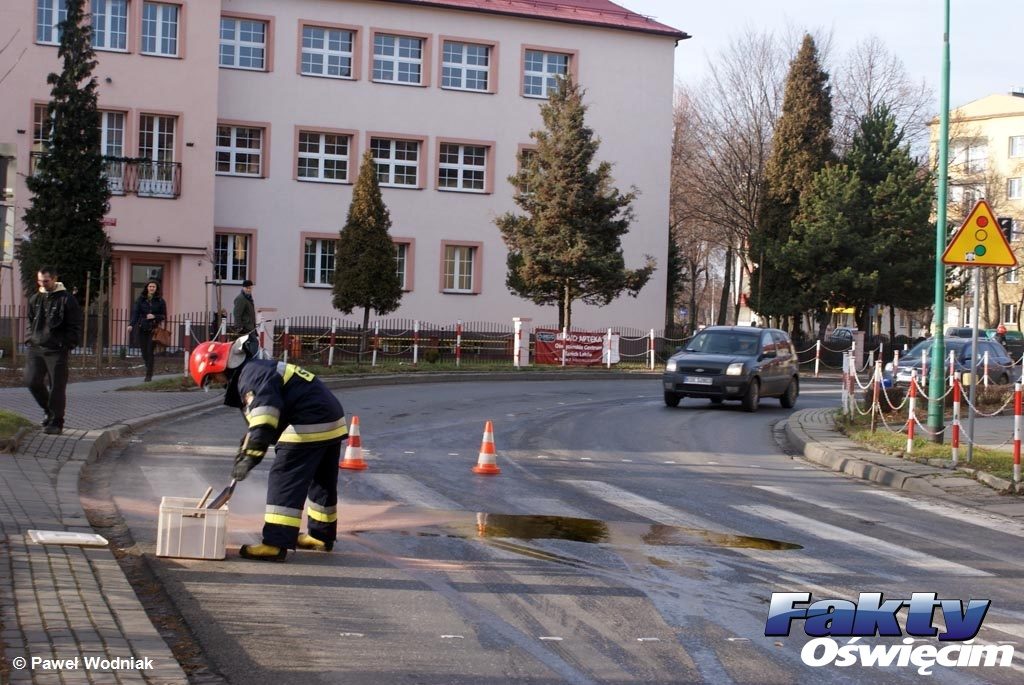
376 0 689 39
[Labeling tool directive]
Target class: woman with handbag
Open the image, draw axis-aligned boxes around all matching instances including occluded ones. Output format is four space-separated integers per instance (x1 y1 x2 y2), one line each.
128 280 167 381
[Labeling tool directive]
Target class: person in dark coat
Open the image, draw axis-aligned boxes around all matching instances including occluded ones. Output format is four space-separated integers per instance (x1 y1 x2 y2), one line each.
24 265 82 435
233 279 256 334
128 280 167 381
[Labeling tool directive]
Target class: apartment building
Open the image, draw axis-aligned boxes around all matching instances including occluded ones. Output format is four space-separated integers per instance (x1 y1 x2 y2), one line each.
0 0 686 330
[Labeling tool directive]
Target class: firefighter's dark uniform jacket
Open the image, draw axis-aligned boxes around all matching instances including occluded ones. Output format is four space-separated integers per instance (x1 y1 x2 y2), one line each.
225 359 348 548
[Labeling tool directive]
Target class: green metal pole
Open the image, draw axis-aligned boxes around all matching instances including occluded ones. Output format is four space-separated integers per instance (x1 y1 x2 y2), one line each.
928 0 951 442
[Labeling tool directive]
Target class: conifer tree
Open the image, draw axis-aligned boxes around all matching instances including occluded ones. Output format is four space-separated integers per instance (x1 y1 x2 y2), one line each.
496 77 654 330
749 34 834 329
332 150 403 350
18 0 111 298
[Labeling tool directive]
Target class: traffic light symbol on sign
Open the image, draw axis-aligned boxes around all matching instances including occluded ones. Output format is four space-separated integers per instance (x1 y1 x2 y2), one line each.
942 200 1018 267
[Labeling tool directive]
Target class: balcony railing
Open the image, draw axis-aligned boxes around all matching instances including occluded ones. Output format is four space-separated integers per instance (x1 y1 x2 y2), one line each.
30 152 182 198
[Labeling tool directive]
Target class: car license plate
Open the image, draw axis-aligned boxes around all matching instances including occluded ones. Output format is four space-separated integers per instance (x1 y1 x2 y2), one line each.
684 376 713 385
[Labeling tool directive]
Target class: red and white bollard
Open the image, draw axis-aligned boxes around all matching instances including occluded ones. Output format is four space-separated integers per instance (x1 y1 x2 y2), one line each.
951 377 961 466
328 319 337 367
413 320 420 365
455 320 463 368
1014 382 1022 485
183 319 192 375
814 339 821 378
605 327 613 369
371 321 379 367
983 350 990 388
649 329 655 370
906 370 918 454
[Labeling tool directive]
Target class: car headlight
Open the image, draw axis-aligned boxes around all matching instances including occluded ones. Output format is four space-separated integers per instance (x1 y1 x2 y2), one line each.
884 362 893 373
666 360 678 372
726 363 744 376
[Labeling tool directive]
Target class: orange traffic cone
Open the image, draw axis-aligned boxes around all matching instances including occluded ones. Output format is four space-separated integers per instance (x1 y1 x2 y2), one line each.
472 420 501 475
339 416 368 470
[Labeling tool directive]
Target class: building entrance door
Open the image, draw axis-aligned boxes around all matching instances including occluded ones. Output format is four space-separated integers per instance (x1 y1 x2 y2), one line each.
131 264 164 300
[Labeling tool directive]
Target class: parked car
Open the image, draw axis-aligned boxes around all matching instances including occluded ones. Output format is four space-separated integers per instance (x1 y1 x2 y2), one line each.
828 326 857 343
885 337 1016 385
944 326 984 339
662 326 800 412
985 328 1024 361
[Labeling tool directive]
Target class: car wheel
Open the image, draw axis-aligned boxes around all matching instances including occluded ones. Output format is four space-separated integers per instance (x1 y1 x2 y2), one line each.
742 379 760 413
999 373 1010 385
709 397 723 405
664 391 681 408
780 377 799 408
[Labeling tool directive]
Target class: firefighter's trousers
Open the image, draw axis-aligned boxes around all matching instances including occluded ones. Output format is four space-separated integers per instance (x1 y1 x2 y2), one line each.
262 440 343 549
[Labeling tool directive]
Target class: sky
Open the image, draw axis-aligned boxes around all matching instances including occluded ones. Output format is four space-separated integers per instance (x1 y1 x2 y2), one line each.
629 0 1023 110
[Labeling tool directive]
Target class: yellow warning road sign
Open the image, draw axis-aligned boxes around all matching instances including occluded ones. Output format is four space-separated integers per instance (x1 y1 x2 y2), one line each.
942 199 1018 267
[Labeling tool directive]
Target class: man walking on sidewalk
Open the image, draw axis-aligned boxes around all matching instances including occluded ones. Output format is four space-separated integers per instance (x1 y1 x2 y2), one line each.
233 279 256 334
25 266 82 435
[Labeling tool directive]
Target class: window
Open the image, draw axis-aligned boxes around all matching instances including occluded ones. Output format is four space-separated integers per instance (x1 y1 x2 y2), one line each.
138 114 176 197
301 25 354 78
442 41 490 91
32 104 50 153
141 2 179 57
954 141 987 174
516 147 537 194
373 34 423 85
36 0 67 44
220 16 267 70
523 49 569 97
1003 303 1017 325
1005 268 1019 284
438 143 487 192
297 131 350 183
216 125 263 176
92 0 128 51
1010 136 1024 159
1009 178 1023 201
99 111 125 193
215 233 249 282
394 241 409 289
371 138 420 187
303 238 335 286
443 244 476 293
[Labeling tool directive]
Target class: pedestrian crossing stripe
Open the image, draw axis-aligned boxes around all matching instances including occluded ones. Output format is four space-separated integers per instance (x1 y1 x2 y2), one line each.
942 199 1017 267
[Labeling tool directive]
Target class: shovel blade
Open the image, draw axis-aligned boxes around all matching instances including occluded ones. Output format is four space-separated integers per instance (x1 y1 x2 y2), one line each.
207 479 236 509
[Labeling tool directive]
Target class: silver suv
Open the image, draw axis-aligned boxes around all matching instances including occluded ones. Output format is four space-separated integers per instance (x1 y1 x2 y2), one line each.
662 326 800 412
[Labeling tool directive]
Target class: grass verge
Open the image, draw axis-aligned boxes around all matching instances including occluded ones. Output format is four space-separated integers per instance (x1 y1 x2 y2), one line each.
0 410 33 442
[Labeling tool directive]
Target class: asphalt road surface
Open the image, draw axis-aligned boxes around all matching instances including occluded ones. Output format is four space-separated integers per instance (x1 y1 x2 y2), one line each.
99 378 1024 684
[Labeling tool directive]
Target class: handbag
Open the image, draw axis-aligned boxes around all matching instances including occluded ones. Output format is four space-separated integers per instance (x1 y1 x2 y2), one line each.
152 326 172 347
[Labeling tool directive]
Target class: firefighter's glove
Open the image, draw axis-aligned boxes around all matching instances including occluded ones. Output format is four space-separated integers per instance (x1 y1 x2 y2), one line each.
232 449 265 481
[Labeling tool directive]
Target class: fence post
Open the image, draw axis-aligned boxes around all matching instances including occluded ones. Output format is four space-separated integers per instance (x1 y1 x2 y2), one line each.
218 316 227 343
455 320 463 368
841 351 849 415
561 326 568 367
328 319 337 367
183 319 191 376
921 347 928 382
1014 382 1021 485
371 321 379 368
951 377 961 466
605 327 612 369
906 370 917 454
814 339 821 378
413 320 420 365
870 360 881 433
283 318 291 364
892 349 900 377
948 349 955 387
983 350 989 388
649 329 655 370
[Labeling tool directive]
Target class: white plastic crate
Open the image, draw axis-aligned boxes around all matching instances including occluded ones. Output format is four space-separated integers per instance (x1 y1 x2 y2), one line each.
156 496 228 560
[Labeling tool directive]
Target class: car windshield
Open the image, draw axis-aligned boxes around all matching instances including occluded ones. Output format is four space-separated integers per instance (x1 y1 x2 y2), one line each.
903 338 969 361
685 330 760 355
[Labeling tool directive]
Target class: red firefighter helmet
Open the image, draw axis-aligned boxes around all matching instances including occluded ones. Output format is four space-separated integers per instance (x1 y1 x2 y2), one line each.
189 341 232 387
997 324 1008 335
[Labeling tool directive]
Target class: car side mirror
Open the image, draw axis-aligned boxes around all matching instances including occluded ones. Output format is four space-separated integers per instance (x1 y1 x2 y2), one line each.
760 347 776 360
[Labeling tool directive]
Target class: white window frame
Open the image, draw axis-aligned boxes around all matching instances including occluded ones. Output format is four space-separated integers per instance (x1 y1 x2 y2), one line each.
32 103 51 152
1010 135 1024 159
216 125 263 177
438 143 487 192
303 238 335 287
99 111 125 194
441 41 489 92
92 0 128 51
373 34 423 85
1008 177 1023 201
1005 269 1019 284
141 2 179 57
395 242 408 289
138 114 176 197
214 233 249 283
523 49 568 98
443 244 475 293
301 25 354 79
371 138 419 187
1003 303 1017 325
297 131 350 183
220 17 267 71
36 0 67 45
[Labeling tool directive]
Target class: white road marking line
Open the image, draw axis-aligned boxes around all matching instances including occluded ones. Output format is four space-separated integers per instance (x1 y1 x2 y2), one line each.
404 451 416 454
539 636 563 641
447 453 459 456
621 459 633 463
536 455 549 459
663 461 676 464
514 497 591 518
637 637 661 642
726 637 750 642
360 474 464 510
859 489 1024 538
706 461 719 465
141 466 210 499
734 504 993 577
986 623 1024 640
580 457 592 461
441 635 464 639
339 632 365 637
562 481 723 531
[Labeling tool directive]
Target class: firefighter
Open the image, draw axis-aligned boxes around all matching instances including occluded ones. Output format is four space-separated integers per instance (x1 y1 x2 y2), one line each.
189 334 348 561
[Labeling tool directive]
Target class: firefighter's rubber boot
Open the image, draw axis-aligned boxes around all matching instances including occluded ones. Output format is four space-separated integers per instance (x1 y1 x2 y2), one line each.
239 543 287 562
296 533 333 552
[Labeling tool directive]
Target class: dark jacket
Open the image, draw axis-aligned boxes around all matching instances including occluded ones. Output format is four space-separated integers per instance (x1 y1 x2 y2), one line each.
130 294 167 332
233 291 256 333
225 359 347 455
27 284 82 351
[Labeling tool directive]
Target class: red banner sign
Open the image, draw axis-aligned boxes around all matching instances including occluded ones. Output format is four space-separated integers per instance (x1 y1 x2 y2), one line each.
535 328 607 366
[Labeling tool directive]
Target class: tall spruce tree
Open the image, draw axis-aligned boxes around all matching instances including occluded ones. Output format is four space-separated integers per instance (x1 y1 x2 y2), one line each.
18 0 111 298
332 150 403 349
749 34 834 330
496 77 654 330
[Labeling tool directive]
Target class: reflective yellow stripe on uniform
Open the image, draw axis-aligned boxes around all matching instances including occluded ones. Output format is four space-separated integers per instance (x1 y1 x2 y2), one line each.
264 505 302 528
278 418 349 443
275 361 315 385
305 499 338 523
245 405 280 429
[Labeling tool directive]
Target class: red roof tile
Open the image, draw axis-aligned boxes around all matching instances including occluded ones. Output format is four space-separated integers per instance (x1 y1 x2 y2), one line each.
376 0 689 39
